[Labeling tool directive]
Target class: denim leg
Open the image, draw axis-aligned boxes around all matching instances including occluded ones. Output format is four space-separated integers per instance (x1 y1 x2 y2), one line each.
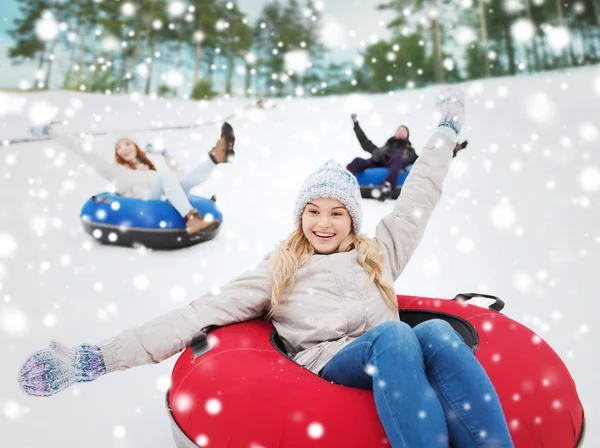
146 171 194 217
321 321 448 447
413 320 514 448
346 157 375 175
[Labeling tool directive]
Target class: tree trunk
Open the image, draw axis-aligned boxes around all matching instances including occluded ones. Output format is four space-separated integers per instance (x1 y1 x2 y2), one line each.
34 45 46 88
78 15 89 68
176 24 183 69
225 58 235 95
145 35 157 95
523 0 541 71
44 38 58 89
130 16 143 81
503 23 517 75
245 63 252 96
431 16 444 81
193 40 202 86
207 51 215 83
478 0 491 77
63 25 80 88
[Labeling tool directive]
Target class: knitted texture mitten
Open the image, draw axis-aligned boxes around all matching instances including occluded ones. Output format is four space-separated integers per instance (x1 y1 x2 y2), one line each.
29 123 54 139
436 87 466 135
18 341 106 397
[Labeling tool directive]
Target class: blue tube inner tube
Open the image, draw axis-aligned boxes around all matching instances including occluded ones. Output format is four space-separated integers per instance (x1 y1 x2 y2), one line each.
354 165 412 199
80 192 223 249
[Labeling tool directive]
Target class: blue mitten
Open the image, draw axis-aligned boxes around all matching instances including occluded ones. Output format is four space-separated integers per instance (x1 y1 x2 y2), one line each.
18 341 106 397
436 87 466 135
29 123 54 139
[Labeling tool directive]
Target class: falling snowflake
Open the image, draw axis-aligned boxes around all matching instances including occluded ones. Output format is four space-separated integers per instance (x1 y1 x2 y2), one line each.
456 237 474 253
0 306 29 336
175 393 193 412
196 435 209 447
43 314 57 328
170 285 186 301
523 93 556 125
2 399 25 421
513 271 533 293
28 101 58 125
578 166 600 192
307 422 324 439
0 233 17 258
490 202 516 229
284 50 311 73
35 11 59 41
155 376 171 392
133 274 149 290
205 398 222 415
113 426 127 439
578 123 598 142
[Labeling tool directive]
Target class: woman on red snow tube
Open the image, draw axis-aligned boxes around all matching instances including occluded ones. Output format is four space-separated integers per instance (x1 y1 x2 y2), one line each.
18 88 581 447
166 292 584 448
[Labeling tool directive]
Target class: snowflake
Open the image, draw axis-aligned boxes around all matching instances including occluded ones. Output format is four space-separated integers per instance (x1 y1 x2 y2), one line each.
307 422 324 439
113 426 126 439
205 398 222 415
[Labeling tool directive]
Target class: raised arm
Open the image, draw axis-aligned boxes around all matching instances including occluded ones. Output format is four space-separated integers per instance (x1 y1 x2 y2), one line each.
375 88 465 281
353 122 378 154
49 129 121 181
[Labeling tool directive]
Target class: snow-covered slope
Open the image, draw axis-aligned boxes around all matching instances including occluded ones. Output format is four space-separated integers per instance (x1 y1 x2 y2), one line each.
1 66 599 447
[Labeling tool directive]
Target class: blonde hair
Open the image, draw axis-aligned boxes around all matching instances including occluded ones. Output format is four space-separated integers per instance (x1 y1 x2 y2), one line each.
268 227 397 318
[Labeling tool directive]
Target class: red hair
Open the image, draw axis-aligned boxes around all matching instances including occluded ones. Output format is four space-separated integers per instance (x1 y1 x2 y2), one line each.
114 139 157 171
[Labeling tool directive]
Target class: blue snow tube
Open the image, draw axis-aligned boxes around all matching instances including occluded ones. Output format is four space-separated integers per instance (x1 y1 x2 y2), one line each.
354 165 413 199
80 192 222 249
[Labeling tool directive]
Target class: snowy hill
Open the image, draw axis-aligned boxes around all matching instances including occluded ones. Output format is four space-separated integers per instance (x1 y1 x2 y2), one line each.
1 66 599 447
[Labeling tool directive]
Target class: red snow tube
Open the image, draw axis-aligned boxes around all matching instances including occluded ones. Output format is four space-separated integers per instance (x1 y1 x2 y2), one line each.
166 294 585 447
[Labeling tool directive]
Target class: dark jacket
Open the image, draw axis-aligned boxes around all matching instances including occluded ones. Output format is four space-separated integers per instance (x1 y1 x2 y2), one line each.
353 122 418 166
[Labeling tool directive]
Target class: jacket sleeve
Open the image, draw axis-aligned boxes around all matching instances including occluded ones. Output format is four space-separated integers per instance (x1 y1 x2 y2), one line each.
97 256 272 373
375 130 456 281
353 123 378 154
50 130 121 181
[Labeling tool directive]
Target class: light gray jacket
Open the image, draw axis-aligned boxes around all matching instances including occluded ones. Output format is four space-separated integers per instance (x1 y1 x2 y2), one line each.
98 130 456 375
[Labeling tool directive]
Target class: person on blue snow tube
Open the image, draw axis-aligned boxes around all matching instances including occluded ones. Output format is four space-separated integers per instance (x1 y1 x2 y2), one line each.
30 122 236 236
347 113 468 201
18 88 514 448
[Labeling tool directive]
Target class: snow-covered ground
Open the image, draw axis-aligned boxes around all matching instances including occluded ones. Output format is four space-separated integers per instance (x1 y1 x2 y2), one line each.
1 66 599 447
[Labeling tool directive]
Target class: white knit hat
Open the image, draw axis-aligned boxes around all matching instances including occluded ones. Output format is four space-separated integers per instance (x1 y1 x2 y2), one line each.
293 160 363 233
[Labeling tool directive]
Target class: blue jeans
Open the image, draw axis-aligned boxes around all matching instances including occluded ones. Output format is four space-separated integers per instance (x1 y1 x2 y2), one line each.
320 320 514 448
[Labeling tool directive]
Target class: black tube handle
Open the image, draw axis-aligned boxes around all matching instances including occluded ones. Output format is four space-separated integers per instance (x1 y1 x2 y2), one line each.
452 293 505 312
190 327 216 358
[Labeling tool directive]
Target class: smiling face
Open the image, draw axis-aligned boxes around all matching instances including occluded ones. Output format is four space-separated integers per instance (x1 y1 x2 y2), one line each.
115 139 138 162
394 126 409 139
301 197 353 255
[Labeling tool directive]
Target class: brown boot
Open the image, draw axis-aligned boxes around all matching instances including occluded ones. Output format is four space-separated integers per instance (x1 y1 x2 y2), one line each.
184 208 215 235
208 122 235 164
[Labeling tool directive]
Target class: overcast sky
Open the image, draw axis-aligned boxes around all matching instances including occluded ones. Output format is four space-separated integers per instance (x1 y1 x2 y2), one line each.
0 0 394 89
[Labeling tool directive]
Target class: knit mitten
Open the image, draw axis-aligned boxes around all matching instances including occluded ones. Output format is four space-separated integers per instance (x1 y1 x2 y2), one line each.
29 123 54 139
18 341 106 397
144 144 167 157
436 87 466 135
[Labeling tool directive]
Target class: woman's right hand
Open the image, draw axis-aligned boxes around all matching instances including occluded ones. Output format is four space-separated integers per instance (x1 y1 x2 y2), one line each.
18 341 106 397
